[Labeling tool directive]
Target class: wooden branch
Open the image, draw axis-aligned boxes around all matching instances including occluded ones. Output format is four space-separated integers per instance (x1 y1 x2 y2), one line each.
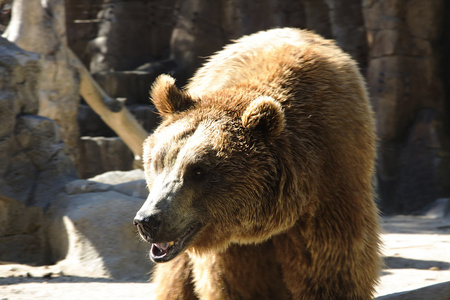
68 48 148 160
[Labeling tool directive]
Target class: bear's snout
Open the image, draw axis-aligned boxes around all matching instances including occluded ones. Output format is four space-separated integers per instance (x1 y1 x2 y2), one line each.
134 208 202 263
134 214 161 243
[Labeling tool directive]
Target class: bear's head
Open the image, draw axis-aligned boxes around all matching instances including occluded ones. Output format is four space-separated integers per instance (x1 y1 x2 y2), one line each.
134 75 292 263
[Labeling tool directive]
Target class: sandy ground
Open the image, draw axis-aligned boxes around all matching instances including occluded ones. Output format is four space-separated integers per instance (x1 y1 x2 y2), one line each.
1 215 449 300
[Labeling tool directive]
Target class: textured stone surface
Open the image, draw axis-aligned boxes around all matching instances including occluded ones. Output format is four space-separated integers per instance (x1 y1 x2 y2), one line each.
77 136 134 179
0 196 46 264
0 37 40 116
65 0 369 81
78 103 159 138
77 104 116 137
72 0 177 73
363 0 448 213
92 71 157 105
4 0 81 165
89 169 145 185
47 171 151 280
0 37 78 265
15 116 78 207
364 0 445 137
77 102 158 179
392 109 440 213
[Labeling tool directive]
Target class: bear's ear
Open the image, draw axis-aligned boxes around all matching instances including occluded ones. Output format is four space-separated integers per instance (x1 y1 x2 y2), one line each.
241 96 285 138
150 74 195 116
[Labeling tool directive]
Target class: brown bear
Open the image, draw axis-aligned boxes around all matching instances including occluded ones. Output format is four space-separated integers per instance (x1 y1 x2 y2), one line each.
134 27 381 299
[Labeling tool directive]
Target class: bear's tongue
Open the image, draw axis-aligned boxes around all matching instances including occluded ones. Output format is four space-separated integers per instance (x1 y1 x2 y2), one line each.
151 242 173 258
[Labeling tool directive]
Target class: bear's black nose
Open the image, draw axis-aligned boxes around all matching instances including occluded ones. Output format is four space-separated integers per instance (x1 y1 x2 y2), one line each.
133 214 161 242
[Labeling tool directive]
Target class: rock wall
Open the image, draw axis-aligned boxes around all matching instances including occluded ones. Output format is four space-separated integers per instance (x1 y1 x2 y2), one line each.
0 36 78 264
78 136 134 179
64 0 450 213
364 0 449 213
169 0 368 81
66 0 176 73
4 0 82 166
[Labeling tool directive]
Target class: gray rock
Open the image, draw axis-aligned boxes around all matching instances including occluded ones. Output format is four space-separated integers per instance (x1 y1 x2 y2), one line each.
65 180 112 195
64 175 148 199
92 71 158 105
14 115 78 208
48 185 152 280
423 198 450 219
0 37 77 265
0 36 40 117
89 169 145 185
4 0 82 165
81 0 176 73
113 180 148 199
78 136 134 179
43 170 151 280
0 196 46 265
128 104 161 133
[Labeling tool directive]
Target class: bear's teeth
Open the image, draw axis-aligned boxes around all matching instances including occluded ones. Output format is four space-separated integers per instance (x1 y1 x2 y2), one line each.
157 243 168 250
156 241 175 250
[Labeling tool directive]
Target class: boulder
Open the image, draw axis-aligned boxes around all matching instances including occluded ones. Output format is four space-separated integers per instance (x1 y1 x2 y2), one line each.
88 169 145 186
48 170 153 280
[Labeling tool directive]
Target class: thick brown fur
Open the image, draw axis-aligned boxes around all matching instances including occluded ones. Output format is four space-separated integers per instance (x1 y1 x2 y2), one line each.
137 28 381 299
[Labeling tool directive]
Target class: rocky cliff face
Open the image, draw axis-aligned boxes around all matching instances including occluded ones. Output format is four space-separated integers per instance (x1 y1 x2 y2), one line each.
0 36 78 264
64 0 450 214
363 0 449 213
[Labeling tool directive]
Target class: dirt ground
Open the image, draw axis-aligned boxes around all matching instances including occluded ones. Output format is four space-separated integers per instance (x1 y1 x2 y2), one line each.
1 215 449 300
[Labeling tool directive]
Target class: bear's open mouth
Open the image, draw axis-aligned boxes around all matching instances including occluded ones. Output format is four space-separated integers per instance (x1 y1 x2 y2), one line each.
150 223 200 263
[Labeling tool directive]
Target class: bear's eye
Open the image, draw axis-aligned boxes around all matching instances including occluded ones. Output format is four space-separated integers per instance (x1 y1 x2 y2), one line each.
187 166 207 182
193 167 204 178
194 168 203 176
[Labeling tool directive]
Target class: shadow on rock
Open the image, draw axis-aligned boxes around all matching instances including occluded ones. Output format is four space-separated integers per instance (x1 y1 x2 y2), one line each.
384 256 450 271
47 170 154 281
